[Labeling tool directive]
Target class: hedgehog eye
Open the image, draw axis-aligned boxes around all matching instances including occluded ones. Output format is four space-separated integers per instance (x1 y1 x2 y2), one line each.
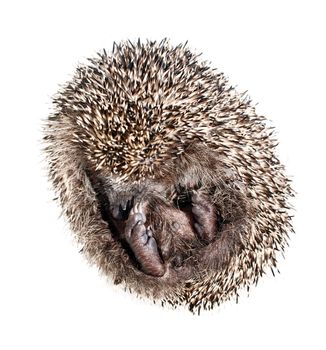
174 190 192 210
172 180 207 209
172 184 193 210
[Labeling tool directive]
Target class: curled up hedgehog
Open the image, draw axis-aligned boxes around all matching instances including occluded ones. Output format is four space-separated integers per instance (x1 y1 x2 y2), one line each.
43 39 294 312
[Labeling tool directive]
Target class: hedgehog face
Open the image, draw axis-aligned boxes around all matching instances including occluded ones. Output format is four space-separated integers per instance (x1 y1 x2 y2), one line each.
86 146 249 280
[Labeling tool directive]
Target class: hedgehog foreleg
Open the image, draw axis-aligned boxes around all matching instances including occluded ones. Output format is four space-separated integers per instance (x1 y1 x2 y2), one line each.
191 190 218 243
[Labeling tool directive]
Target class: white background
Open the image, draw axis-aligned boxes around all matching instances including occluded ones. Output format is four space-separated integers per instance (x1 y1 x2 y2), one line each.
1 1 325 349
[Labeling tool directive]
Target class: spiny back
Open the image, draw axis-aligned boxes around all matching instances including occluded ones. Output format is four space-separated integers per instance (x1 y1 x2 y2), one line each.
52 40 230 180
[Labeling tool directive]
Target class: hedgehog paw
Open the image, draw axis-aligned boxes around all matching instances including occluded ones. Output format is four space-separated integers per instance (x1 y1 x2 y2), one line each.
125 201 165 277
191 191 217 243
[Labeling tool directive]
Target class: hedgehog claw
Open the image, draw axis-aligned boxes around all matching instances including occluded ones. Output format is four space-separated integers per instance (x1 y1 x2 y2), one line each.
111 196 134 220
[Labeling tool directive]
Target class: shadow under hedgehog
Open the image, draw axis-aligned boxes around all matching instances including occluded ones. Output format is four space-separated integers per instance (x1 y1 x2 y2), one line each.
44 39 294 312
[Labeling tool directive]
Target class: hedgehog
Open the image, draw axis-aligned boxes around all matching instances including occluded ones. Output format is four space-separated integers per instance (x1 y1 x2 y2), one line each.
43 39 294 312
